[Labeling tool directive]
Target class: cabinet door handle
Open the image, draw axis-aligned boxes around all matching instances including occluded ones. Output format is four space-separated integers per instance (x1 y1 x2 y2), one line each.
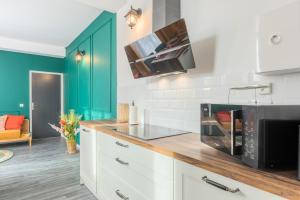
115 189 129 200
81 129 90 133
115 141 129 148
115 158 129 166
202 176 240 193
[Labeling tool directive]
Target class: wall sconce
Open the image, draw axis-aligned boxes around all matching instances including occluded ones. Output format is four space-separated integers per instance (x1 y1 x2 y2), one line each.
75 50 85 63
124 6 142 29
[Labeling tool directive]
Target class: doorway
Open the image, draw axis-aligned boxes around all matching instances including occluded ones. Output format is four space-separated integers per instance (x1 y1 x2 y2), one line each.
30 71 63 139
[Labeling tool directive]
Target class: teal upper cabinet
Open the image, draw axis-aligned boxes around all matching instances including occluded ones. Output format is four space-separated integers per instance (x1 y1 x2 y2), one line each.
65 11 116 121
92 21 111 116
78 38 91 120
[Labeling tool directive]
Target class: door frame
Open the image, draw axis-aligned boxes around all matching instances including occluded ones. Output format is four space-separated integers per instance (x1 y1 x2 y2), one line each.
29 70 64 133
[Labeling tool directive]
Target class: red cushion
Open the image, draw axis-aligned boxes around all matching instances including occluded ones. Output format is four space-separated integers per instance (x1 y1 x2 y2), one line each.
5 115 25 130
216 111 231 122
0 115 7 131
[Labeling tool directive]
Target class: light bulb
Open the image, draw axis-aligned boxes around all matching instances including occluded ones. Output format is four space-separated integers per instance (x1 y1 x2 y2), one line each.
75 53 82 63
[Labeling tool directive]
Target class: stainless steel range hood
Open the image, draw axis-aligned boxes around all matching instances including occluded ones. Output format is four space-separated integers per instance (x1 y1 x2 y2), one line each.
124 19 196 79
124 0 195 79
153 0 181 31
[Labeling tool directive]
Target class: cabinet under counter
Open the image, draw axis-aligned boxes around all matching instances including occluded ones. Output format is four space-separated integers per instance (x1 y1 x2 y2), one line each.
80 121 300 200
98 132 174 200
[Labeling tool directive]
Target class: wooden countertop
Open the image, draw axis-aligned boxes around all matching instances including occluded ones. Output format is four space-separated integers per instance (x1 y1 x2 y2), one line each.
80 120 300 200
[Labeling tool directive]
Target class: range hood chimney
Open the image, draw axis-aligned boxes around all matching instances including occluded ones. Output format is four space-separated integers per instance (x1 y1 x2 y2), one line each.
153 0 181 31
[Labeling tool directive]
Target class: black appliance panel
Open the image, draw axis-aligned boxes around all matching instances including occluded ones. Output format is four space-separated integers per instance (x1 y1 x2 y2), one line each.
259 120 300 169
104 124 190 140
242 105 300 169
242 106 259 168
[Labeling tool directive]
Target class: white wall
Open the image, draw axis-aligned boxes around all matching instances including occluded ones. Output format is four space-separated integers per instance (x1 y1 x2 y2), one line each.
117 0 300 133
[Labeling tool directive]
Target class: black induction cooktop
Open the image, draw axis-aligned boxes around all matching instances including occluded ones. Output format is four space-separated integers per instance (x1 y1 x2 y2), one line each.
104 124 190 140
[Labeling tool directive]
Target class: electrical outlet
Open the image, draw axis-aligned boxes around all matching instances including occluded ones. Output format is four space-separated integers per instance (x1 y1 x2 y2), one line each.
19 103 24 108
259 84 272 95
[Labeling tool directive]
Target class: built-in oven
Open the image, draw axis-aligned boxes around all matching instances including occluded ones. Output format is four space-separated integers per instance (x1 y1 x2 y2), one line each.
201 104 243 156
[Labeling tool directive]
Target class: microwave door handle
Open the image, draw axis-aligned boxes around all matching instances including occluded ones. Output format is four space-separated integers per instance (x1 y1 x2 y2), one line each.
230 111 235 155
231 110 241 155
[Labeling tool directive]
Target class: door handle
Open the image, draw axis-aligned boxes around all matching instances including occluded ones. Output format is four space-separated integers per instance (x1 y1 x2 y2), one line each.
115 190 129 200
202 176 240 193
115 158 129 166
115 141 129 148
81 129 90 133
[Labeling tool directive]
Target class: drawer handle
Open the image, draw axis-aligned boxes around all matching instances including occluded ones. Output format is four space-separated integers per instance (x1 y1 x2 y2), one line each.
115 158 129 166
81 129 90 133
115 189 129 200
115 141 129 148
202 176 240 193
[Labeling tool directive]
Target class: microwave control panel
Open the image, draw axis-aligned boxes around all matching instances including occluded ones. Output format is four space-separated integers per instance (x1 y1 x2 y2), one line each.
242 107 259 168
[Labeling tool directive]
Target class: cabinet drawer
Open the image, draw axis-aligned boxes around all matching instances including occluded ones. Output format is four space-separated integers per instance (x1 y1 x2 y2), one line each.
98 132 173 180
174 160 284 200
100 152 173 200
99 167 149 200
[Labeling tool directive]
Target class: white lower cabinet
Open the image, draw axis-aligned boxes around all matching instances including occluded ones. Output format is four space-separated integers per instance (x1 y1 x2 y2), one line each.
96 132 174 200
79 126 97 196
98 165 149 200
80 129 285 200
174 160 285 200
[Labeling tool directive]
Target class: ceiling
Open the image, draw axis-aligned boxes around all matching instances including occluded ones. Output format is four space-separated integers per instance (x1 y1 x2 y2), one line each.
74 0 128 12
0 0 128 57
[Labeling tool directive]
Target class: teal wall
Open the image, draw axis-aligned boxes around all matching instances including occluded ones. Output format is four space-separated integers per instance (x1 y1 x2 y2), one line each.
0 50 65 118
0 11 116 145
65 11 117 143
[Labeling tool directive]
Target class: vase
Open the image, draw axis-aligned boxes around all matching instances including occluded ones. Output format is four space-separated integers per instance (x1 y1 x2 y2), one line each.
66 139 77 154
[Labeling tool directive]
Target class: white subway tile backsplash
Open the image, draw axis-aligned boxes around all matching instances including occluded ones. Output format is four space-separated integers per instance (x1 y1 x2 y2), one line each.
151 90 164 99
184 111 199 121
169 100 185 109
163 90 177 99
184 120 201 133
176 89 197 99
184 100 201 111
118 71 299 133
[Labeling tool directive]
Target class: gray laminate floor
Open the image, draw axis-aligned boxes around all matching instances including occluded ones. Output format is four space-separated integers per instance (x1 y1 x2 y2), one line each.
0 137 97 200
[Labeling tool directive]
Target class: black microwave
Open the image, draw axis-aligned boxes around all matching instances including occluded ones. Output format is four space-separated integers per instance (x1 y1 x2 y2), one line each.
201 104 300 170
